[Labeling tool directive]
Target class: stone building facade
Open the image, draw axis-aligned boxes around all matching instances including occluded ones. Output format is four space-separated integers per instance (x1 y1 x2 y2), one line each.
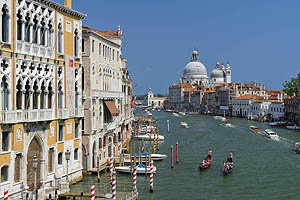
81 26 133 171
0 0 86 199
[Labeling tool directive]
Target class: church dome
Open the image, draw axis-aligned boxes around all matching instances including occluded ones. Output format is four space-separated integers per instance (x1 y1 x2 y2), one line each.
182 50 208 79
211 68 224 78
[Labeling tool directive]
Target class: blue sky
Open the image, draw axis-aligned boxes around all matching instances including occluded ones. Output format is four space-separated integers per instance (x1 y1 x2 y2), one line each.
63 0 300 94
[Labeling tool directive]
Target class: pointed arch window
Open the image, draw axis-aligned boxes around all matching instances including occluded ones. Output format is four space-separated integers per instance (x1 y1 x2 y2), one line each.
40 18 46 46
74 28 79 57
58 23 62 53
32 16 38 44
2 5 9 43
24 13 30 42
1 75 9 110
48 21 53 47
17 10 22 41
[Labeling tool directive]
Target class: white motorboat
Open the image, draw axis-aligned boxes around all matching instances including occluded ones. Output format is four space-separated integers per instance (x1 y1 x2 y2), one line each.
286 125 300 130
249 125 261 133
181 122 188 128
130 153 167 161
213 116 226 121
222 120 232 127
115 164 156 174
172 113 179 117
135 133 165 141
146 111 152 116
264 129 279 139
179 112 186 116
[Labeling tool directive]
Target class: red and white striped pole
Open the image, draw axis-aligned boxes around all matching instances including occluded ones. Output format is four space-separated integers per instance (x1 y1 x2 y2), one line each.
110 157 114 184
4 189 8 200
171 145 174 168
133 167 137 193
150 159 154 192
112 171 117 200
91 185 95 200
176 141 179 164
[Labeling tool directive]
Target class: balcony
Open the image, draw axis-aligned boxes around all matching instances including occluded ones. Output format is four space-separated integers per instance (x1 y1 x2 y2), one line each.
0 109 54 124
74 107 84 118
17 41 54 59
58 108 69 119
92 90 124 99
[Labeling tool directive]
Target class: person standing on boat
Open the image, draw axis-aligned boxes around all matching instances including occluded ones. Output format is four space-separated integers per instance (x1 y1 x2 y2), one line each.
206 149 212 161
226 152 233 163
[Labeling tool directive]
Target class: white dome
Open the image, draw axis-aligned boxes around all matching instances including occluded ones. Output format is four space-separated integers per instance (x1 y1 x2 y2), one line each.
211 68 224 78
183 61 208 79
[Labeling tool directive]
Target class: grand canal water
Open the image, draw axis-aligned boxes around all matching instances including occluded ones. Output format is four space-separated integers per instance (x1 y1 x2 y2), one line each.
72 110 300 199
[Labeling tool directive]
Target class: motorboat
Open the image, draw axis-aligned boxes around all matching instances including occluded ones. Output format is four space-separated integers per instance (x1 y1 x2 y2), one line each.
222 120 231 127
181 122 188 128
172 113 179 117
178 112 186 116
213 116 225 120
268 121 287 127
286 125 300 130
222 162 233 175
115 163 156 174
165 109 172 112
134 133 165 141
249 125 261 133
146 111 152 116
131 153 167 161
295 142 300 154
264 129 279 139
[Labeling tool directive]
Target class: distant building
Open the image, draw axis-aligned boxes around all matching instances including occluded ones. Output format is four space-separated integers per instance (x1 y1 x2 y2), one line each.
147 88 167 109
167 83 193 111
232 94 263 118
284 96 299 125
210 62 231 86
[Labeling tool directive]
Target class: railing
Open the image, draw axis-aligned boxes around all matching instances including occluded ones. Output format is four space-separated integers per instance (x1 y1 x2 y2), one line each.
92 90 125 99
0 109 54 123
17 41 54 59
74 107 84 118
58 108 69 119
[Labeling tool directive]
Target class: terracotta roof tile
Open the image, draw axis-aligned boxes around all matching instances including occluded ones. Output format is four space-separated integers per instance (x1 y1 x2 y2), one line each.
233 94 263 100
83 26 121 39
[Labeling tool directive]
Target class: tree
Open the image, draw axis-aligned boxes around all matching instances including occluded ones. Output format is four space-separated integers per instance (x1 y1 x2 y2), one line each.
282 77 299 96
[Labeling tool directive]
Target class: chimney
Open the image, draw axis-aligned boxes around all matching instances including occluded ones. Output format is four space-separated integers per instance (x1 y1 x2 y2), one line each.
64 0 72 8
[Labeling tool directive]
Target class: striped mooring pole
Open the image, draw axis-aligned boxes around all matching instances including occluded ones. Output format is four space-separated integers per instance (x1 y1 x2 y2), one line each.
110 157 114 183
171 145 174 168
133 167 137 193
4 189 8 200
176 141 179 164
150 160 154 192
91 185 95 200
112 171 117 200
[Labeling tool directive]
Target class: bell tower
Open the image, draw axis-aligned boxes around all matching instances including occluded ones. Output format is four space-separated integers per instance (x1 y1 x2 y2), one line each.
226 61 231 84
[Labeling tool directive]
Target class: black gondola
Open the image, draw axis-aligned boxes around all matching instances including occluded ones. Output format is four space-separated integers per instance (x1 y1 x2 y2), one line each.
222 162 233 175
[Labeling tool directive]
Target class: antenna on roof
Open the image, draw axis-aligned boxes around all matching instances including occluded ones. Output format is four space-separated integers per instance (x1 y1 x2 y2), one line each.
118 24 121 31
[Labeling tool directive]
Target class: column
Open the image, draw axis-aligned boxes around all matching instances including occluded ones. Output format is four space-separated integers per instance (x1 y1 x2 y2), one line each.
21 90 26 110
29 90 34 109
21 21 25 41
37 25 41 45
37 90 41 109
45 91 48 110
29 24 33 43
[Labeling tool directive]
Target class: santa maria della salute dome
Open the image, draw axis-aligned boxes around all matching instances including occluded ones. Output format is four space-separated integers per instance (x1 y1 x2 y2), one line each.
180 50 231 87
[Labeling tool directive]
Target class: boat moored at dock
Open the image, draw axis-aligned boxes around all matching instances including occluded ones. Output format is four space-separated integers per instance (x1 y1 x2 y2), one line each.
134 133 165 141
115 164 157 175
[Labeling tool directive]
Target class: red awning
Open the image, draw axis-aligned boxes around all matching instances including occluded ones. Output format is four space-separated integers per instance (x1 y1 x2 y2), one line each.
104 101 119 116
131 101 136 108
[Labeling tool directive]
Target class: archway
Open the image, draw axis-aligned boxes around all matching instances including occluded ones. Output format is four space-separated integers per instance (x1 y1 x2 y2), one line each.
92 142 96 168
82 144 87 171
27 136 43 191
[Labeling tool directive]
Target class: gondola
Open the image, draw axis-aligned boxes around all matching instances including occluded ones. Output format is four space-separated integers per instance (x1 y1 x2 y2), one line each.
199 158 211 170
222 162 233 175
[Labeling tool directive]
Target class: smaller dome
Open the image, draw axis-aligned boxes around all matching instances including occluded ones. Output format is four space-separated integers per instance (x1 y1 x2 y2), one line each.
211 68 224 78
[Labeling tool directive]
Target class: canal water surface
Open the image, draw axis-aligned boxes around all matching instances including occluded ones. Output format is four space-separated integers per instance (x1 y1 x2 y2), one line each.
73 110 300 199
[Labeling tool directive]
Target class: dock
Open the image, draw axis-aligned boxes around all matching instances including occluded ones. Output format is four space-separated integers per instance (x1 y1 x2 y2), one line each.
59 191 137 199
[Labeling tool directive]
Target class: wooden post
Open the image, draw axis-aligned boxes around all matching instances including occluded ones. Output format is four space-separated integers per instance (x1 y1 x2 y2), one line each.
97 157 100 183
153 128 156 153
130 145 133 176
157 128 160 151
134 144 136 167
145 146 148 176
138 146 141 164
167 120 170 133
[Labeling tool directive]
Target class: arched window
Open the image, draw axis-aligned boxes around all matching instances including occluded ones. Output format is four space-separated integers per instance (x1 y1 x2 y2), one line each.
32 16 38 44
58 81 63 109
48 21 53 47
74 28 79 57
58 152 63 165
17 10 22 40
24 13 30 42
1 165 8 182
1 75 9 110
40 18 46 45
74 148 78 160
2 5 9 43
57 23 62 53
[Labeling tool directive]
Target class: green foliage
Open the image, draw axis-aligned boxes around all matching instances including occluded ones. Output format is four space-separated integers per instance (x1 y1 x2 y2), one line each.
282 77 299 96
